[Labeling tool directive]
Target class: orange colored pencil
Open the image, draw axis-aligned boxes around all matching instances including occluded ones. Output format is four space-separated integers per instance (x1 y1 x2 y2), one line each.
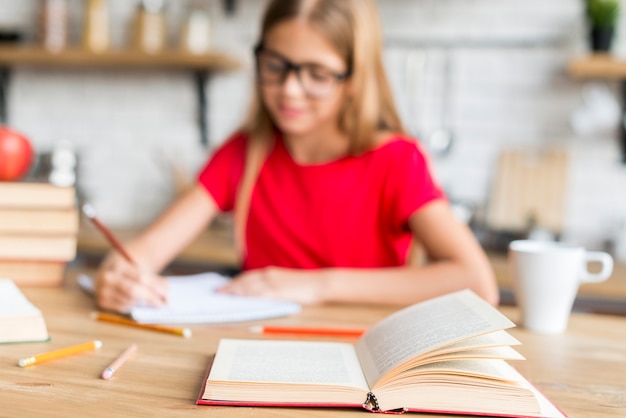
92 312 191 338
18 340 103 367
250 325 366 338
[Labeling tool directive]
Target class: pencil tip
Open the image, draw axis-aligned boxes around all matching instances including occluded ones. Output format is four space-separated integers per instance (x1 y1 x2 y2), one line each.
95 340 103 349
249 325 262 334
183 328 192 338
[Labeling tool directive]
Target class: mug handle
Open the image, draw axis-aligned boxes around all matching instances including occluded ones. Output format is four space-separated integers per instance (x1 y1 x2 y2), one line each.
580 251 614 283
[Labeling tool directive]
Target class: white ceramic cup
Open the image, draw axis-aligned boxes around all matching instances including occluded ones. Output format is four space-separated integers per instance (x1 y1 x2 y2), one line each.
508 240 613 334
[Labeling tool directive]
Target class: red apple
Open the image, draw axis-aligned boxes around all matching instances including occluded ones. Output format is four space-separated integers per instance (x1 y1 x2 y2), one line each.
0 126 34 181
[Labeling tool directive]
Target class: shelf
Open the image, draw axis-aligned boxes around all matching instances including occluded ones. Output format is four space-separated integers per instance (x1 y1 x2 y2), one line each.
0 46 240 71
568 53 626 163
568 53 626 79
0 46 241 146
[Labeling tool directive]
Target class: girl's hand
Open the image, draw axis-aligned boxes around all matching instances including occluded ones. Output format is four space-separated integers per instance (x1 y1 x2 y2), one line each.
94 251 168 313
219 267 327 305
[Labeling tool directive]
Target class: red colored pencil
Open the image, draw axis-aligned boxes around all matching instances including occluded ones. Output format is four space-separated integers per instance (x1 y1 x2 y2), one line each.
82 203 135 264
250 325 366 338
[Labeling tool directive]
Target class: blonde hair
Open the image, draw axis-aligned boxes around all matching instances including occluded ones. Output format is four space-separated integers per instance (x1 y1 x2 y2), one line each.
243 0 405 154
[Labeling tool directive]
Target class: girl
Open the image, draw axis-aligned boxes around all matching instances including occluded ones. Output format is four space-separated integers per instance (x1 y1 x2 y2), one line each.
95 0 498 313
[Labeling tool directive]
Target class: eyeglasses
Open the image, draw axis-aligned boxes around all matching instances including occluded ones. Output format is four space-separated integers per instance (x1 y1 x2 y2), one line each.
254 45 351 99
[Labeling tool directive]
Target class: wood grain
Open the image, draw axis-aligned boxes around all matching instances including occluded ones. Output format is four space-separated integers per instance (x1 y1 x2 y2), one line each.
0 271 624 417
487 148 568 233
569 54 626 79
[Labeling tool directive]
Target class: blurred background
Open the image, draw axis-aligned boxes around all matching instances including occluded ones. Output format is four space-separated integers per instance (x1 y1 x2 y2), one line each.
1 0 626 263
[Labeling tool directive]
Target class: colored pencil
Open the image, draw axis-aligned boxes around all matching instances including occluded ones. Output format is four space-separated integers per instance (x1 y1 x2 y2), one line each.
18 340 103 367
81 203 135 264
249 325 366 338
92 312 192 338
101 344 138 380
82 203 166 305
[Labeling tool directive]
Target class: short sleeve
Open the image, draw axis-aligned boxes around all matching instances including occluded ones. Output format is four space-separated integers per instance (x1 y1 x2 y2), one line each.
387 139 446 228
197 132 246 212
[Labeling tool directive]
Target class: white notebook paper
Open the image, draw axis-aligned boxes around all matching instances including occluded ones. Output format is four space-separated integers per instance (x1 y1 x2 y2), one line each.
78 273 301 324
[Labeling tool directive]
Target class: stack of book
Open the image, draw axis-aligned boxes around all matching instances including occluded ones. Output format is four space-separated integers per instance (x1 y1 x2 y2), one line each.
0 182 78 286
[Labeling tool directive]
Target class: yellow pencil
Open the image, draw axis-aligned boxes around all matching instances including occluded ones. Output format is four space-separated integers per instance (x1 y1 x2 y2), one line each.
18 340 103 367
92 312 192 338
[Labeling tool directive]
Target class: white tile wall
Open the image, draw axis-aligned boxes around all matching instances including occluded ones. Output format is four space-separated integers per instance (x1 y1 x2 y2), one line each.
1 0 625 250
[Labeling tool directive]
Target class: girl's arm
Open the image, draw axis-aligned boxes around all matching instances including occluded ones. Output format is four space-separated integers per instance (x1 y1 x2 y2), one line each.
123 184 220 272
222 200 499 306
322 200 499 306
95 184 220 312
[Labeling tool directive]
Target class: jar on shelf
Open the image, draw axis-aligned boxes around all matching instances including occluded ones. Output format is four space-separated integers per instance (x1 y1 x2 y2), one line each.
40 0 70 52
83 0 110 53
132 0 167 54
179 3 211 55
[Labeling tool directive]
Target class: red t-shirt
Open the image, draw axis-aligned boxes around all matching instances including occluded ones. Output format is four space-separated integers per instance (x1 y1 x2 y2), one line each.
197 132 445 270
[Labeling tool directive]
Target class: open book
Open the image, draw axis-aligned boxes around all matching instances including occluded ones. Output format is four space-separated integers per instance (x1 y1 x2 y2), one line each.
0 278 49 344
197 289 566 417
78 272 301 324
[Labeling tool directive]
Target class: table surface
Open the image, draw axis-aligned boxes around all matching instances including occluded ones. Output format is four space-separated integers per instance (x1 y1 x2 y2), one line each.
1 272 625 418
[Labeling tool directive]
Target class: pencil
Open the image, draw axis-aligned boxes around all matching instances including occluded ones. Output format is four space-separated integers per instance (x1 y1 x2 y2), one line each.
92 312 192 338
18 340 103 367
101 344 138 380
82 203 167 305
81 203 135 264
249 325 366 338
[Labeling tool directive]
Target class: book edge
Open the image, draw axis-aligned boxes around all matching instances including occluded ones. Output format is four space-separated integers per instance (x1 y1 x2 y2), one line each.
195 354 567 417
195 355 364 409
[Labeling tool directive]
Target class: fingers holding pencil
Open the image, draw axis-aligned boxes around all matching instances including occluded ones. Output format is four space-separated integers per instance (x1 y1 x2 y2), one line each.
85 203 167 313
96 253 167 313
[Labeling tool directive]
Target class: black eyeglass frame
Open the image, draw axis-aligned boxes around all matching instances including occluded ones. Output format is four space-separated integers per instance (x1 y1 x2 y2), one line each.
253 44 352 91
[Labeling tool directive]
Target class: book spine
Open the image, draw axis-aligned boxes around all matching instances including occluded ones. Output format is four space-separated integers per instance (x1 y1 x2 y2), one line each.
362 392 408 415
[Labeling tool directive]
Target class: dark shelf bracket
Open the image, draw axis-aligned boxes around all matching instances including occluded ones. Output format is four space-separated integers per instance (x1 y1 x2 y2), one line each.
0 67 212 148
619 81 626 164
195 71 210 148
0 66 10 124
223 0 236 15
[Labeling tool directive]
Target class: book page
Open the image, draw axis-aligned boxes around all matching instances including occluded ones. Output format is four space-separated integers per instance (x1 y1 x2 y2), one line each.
373 360 547 415
0 278 49 343
0 278 42 317
393 359 529 384
355 289 515 387
420 330 522 359
208 339 369 389
412 346 525 367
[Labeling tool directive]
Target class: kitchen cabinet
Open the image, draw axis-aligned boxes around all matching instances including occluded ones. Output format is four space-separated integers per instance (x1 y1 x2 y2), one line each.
0 46 240 146
568 53 626 163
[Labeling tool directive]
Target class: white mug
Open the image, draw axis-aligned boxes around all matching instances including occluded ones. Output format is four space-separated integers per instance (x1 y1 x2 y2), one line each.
508 240 613 334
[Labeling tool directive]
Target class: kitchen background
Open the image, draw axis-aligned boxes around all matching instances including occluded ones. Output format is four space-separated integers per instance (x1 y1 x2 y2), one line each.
1 0 626 258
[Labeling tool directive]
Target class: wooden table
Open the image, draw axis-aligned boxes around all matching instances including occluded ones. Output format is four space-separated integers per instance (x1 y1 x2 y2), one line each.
75 216 626 312
1 273 625 418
